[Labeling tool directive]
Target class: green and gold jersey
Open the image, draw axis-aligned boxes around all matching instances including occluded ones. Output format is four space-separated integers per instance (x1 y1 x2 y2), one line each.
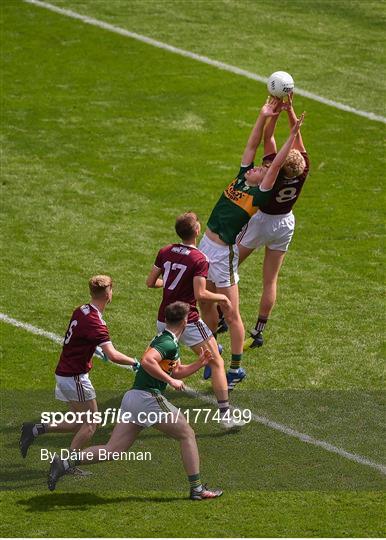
207 164 272 245
132 330 180 394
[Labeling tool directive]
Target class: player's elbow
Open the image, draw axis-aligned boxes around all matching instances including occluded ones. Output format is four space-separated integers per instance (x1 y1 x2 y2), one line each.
193 285 206 302
141 356 152 370
172 367 183 379
194 291 205 301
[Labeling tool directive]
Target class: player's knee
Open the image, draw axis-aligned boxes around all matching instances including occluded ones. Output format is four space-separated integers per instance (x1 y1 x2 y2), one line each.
263 278 277 290
186 425 196 441
179 423 195 441
224 308 241 326
209 352 224 368
105 441 121 454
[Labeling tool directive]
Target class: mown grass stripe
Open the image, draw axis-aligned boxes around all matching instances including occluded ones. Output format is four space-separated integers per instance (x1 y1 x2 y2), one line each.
23 0 386 124
1 311 385 475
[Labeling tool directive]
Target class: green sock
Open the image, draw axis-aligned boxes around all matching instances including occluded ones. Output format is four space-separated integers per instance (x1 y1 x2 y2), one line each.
230 353 242 370
188 473 202 491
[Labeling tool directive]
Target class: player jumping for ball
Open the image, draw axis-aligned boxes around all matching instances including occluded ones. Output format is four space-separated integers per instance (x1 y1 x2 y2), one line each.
238 92 309 349
47 301 223 500
198 97 305 389
19 276 137 463
146 211 242 429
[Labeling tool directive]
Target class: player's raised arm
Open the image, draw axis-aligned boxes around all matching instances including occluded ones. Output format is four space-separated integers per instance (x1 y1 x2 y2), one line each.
286 93 306 153
263 98 287 155
141 348 185 390
146 265 163 288
260 112 305 191
100 342 138 367
241 97 281 166
172 347 212 379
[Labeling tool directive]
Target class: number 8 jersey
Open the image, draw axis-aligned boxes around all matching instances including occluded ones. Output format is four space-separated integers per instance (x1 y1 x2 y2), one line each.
259 152 310 214
154 244 209 323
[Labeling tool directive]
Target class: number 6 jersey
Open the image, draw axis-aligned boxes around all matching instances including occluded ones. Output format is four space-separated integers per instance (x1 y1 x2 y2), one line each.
154 244 209 324
55 304 111 376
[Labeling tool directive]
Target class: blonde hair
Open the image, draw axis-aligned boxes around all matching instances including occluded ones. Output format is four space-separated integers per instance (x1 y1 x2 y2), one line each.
282 149 306 178
89 275 113 298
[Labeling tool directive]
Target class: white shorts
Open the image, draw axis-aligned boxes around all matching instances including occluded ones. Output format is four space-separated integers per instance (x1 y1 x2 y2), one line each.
55 373 96 402
238 211 295 252
157 319 212 348
198 234 239 288
120 389 180 427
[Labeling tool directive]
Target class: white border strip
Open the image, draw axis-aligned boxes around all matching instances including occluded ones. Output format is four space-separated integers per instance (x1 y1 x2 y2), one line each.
23 0 386 124
2 311 385 475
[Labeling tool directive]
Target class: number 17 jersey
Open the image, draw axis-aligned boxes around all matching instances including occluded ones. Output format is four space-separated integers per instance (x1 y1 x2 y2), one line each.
154 244 209 323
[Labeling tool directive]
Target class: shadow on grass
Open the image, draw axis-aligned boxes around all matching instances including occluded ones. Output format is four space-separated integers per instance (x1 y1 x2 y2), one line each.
17 492 183 511
0 464 47 490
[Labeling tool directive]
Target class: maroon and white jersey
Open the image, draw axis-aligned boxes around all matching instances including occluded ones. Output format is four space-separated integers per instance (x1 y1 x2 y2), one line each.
155 244 208 323
260 152 310 215
55 304 111 376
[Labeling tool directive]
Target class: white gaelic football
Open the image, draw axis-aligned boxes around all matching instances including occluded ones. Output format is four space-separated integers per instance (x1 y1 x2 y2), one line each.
267 71 294 98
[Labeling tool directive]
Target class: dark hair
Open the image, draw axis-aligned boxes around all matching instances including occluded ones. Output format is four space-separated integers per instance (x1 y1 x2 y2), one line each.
165 301 190 325
175 212 199 241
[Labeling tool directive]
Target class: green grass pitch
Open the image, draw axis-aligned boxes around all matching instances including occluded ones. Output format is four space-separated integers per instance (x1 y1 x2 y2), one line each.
1 0 385 537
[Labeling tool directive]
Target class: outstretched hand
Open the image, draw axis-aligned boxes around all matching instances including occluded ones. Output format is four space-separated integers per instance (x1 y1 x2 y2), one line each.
273 92 294 113
261 96 282 117
198 347 213 366
291 112 305 135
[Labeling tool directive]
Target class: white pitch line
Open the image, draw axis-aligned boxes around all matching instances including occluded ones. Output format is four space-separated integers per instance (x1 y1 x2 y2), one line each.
185 388 386 475
23 0 386 124
0 313 130 369
0 313 64 345
2 312 385 475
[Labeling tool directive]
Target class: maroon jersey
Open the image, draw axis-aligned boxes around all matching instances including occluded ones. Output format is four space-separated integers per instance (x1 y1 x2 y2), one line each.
155 244 208 323
55 304 111 376
259 152 310 215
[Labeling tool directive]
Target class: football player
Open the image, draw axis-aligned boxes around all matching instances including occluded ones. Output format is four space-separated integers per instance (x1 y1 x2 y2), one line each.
238 93 309 349
47 301 223 500
198 97 305 388
146 212 242 429
19 275 137 461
